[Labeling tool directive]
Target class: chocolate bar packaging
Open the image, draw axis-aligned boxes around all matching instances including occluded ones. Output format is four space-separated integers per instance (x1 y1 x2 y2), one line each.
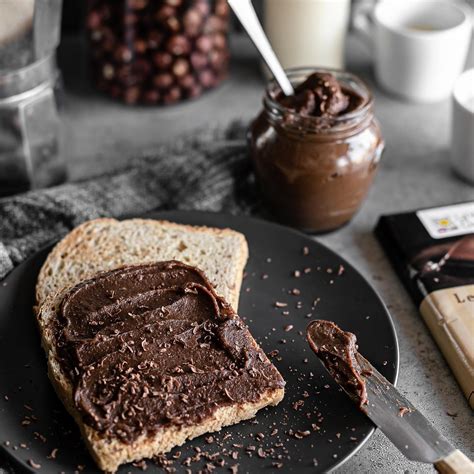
375 202 474 408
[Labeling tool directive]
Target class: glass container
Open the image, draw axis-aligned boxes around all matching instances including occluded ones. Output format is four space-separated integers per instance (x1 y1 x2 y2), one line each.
249 67 385 233
86 0 230 105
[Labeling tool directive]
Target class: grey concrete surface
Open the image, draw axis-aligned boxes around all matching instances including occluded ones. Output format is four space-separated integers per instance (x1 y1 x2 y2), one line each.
3 33 474 473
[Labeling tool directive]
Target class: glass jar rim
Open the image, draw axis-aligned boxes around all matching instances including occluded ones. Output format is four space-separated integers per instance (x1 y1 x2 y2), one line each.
264 67 374 124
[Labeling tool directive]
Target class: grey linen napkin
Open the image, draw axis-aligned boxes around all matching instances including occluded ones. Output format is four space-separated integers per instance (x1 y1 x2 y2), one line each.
0 120 261 280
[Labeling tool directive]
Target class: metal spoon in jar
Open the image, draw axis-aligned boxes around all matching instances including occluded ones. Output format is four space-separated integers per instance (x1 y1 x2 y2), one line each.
227 0 294 97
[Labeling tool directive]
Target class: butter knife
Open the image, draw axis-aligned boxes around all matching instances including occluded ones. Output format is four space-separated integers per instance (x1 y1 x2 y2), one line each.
307 320 474 474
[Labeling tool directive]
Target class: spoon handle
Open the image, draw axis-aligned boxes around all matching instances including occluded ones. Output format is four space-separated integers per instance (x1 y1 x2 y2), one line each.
227 0 294 96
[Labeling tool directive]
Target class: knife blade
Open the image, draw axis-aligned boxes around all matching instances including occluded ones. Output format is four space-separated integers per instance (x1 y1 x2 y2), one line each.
355 354 452 463
348 354 473 473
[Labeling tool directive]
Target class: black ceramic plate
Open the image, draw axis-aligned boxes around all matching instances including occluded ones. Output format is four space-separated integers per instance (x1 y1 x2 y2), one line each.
0 211 399 473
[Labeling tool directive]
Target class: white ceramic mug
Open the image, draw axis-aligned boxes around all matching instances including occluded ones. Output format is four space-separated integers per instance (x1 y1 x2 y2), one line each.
451 68 474 184
263 0 351 70
354 0 473 102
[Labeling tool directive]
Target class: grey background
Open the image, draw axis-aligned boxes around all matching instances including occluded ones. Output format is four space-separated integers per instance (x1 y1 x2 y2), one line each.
1 25 474 474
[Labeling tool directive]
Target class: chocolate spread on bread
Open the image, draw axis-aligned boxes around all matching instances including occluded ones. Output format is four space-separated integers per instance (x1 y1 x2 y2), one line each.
306 320 368 407
54 261 285 443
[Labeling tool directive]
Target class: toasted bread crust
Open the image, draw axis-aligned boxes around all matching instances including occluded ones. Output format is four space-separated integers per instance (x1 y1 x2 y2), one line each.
36 218 249 311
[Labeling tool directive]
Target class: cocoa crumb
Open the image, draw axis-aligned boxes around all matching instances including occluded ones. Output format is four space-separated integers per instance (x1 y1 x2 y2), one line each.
293 270 301 278
293 400 304 410
284 325 293 332
290 288 301 296
261 273 269 280
132 459 148 470
47 448 58 460
272 462 284 468
229 464 239 474
28 459 41 469
338 265 345 275
398 406 413 417
257 447 266 459
302 246 309 255
294 430 311 439
274 301 288 308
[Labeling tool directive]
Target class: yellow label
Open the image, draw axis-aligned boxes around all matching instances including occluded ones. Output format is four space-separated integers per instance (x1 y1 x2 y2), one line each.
420 285 474 408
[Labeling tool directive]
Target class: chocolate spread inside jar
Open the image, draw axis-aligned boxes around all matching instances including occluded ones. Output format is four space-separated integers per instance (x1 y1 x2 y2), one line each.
53 261 285 443
249 68 385 233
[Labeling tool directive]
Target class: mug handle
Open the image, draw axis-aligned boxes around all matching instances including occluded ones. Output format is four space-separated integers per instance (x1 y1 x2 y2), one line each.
352 0 375 53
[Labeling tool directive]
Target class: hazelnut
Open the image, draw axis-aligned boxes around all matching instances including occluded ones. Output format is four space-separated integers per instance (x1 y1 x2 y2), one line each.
167 35 191 55
153 73 174 89
124 86 140 104
196 35 212 53
143 89 160 104
153 51 173 69
128 0 148 10
133 39 147 54
190 52 208 70
209 50 225 70
114 45 133 63
199 69 215 88
183 9 203 37
87 11 101 29
187 84 203 98
215 0 229 17
102 63 115 80
195 0 210 17
178 74 195 89
124 13 138 26
205 15 226 33
155 5 175 23
163 86 182 104
172 58 189 77
147 30 163 49
212 32 227 50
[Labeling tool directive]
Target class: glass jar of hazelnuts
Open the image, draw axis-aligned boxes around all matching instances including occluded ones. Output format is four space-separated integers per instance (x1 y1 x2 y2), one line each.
86 0 230 105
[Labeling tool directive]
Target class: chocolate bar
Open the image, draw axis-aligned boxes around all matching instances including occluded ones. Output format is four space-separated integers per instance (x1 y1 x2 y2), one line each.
375 202 474 407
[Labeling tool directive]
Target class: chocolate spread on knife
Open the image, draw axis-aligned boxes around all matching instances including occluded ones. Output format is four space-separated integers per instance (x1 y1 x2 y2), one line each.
306 320 367 407
53 261 285 443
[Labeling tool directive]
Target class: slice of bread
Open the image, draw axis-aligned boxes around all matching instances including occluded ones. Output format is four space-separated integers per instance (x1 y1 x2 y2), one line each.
36 268 284 473
36 218 249 311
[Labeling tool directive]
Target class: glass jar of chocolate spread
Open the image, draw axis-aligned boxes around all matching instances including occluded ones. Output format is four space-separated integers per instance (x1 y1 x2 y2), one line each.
86 0 230 105
249 68 384 233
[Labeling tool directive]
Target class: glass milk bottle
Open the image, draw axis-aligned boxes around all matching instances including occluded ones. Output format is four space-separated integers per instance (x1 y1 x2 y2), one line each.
263 0 351 70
